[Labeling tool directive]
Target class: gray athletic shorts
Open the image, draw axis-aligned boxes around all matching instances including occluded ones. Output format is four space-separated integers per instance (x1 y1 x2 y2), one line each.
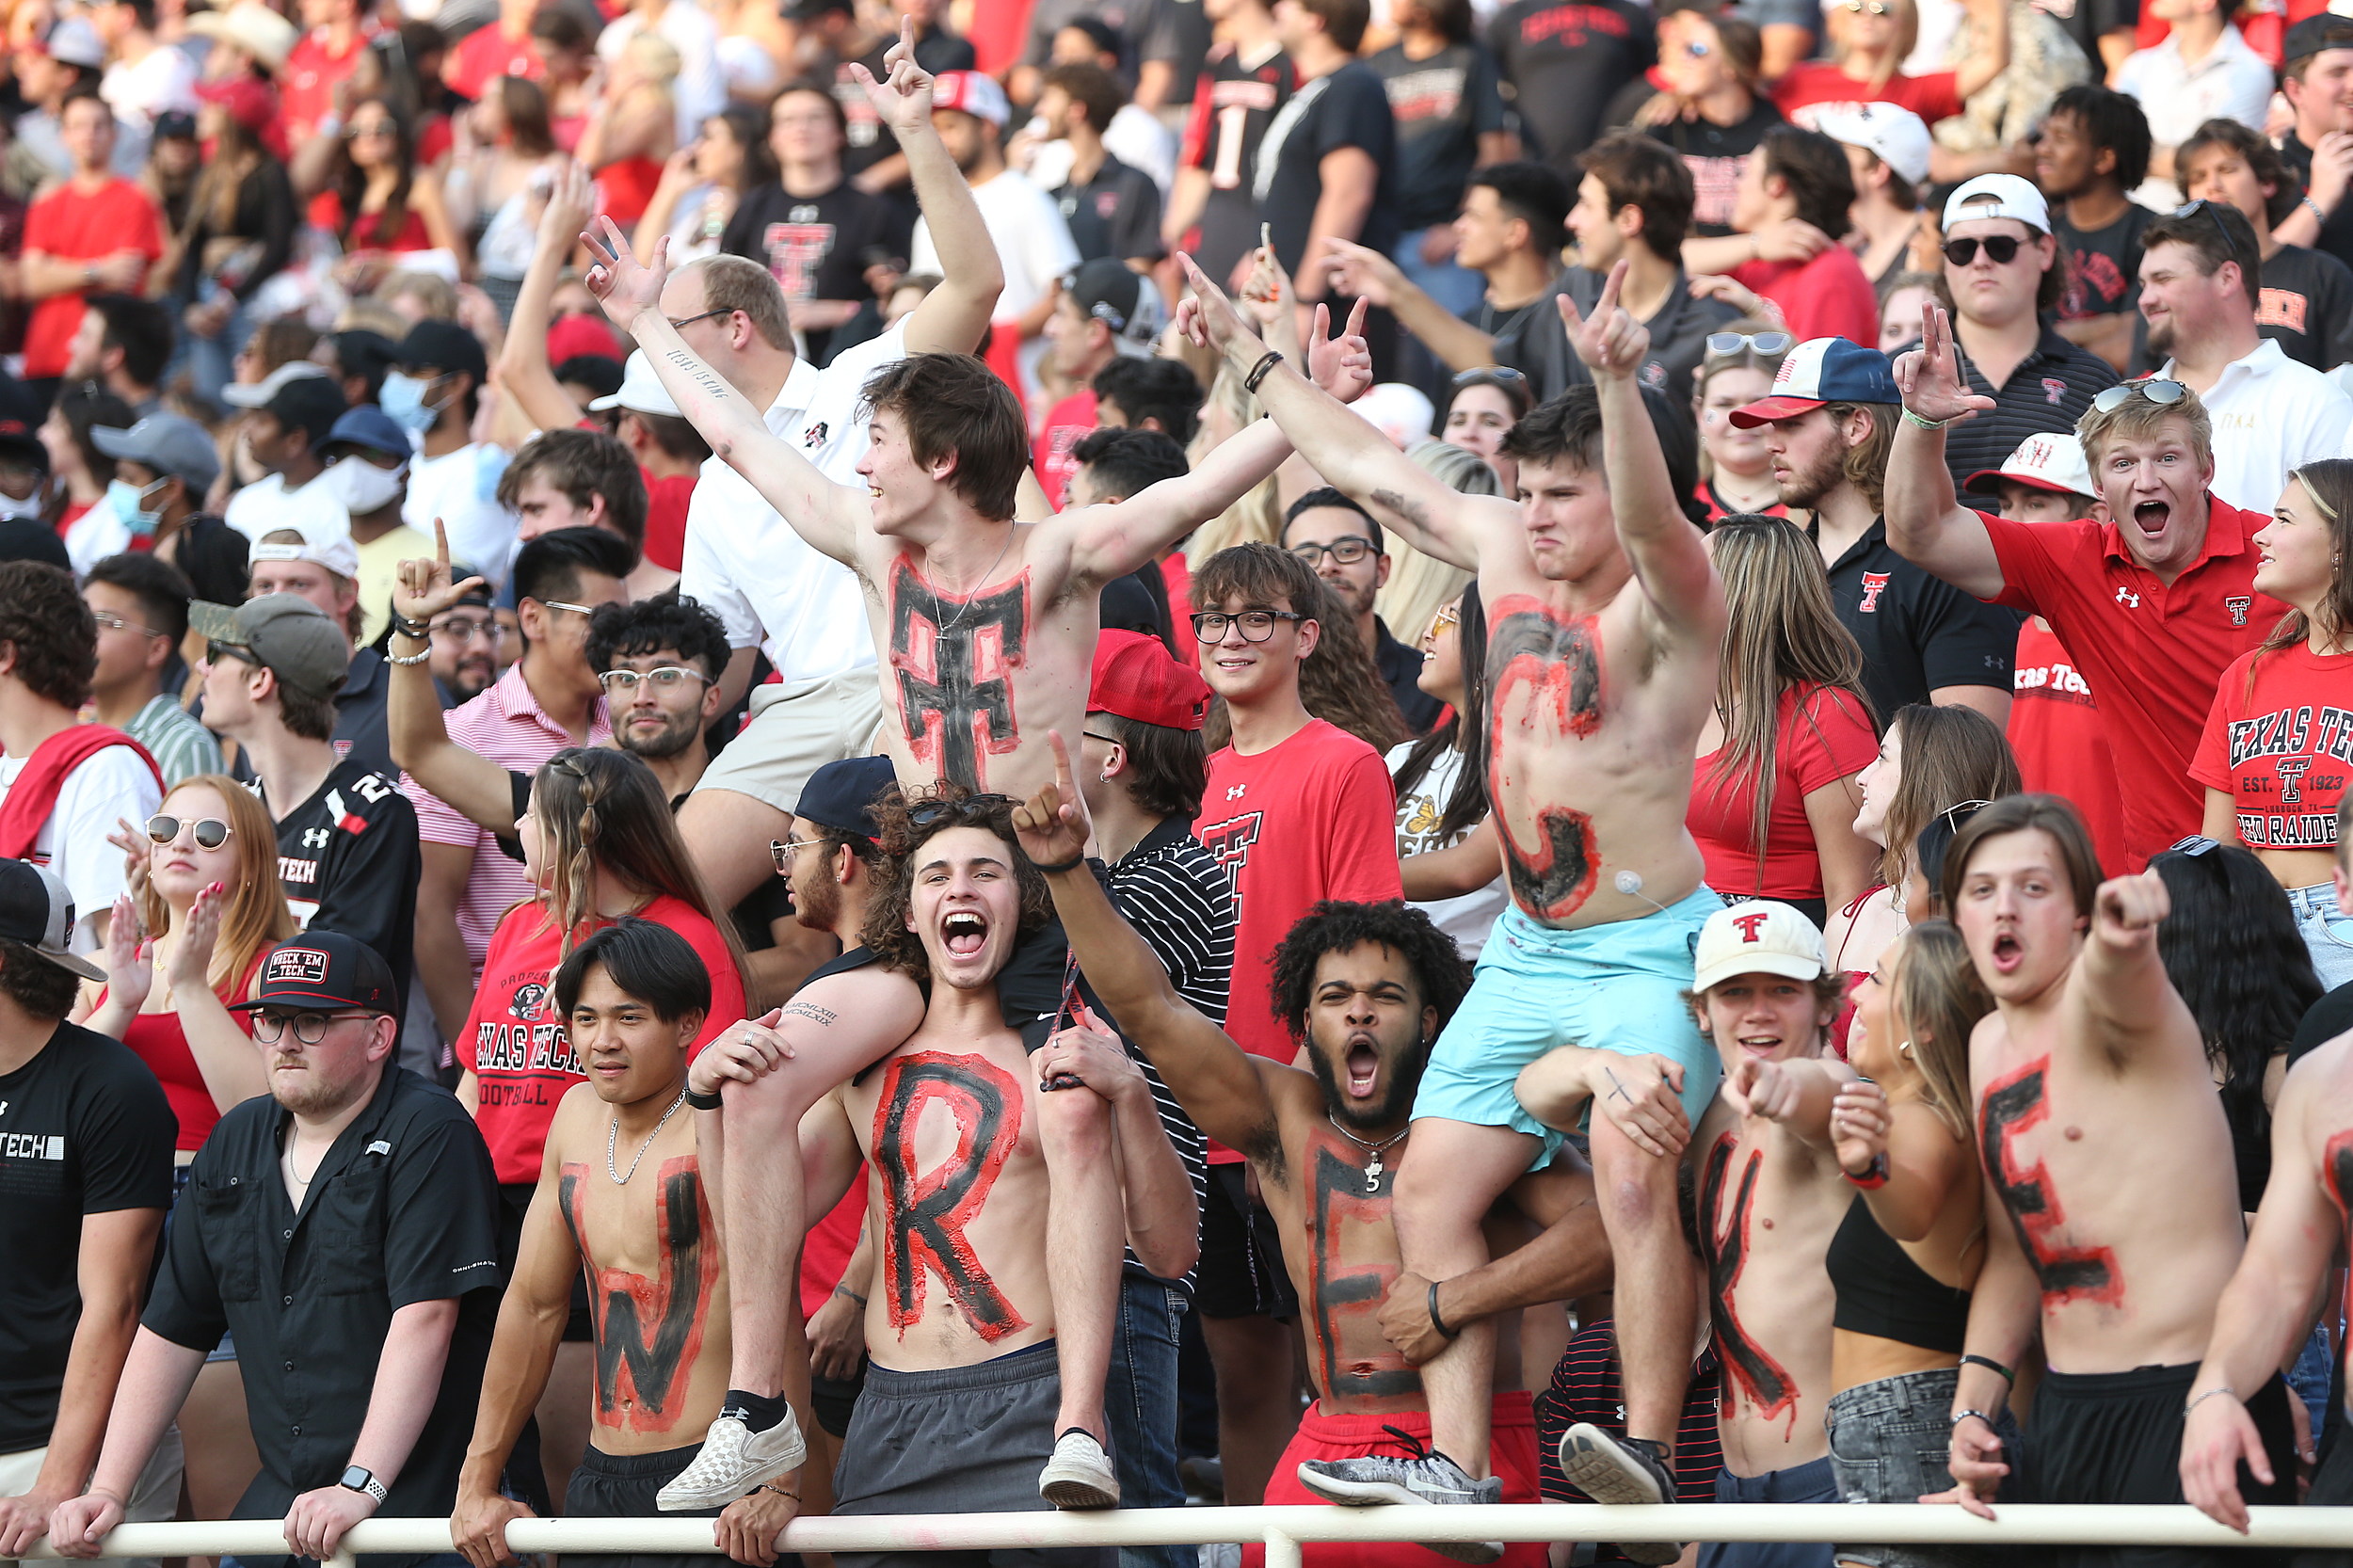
832 1341 1112 1568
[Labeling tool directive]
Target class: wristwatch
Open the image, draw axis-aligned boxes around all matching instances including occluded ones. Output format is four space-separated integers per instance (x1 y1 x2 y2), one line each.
339 1465 389 1506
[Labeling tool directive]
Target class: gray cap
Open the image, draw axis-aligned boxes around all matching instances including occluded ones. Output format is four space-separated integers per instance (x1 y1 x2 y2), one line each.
91 413 223 491
190 593 351 698
220 360 329 410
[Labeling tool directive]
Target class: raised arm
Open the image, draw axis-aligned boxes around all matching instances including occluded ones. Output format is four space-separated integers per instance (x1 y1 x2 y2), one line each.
493 162 598 436
391 524 530 834
859 21 1000 357
2079 871 2204 1071
581 218 867 567
1829 1077 1974 1243
1885 301 2009 601
1562 260 1724 643
1318 238 1500 375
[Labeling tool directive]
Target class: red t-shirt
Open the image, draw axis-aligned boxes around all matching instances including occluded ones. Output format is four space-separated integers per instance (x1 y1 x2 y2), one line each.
2190 641 2353 857
1688 682 1879 901
2008 616 2129 875
281 30 369 146
1731 247 1880 348
799 1183 868 1320
1772 63 1965 126
461 891 745 1185
22 179 163 378
1979 502 2282 868
644 471 696 571
1034 388 1096 508
104 952 266 1153
1197 718 1402 1160
447 23 543 99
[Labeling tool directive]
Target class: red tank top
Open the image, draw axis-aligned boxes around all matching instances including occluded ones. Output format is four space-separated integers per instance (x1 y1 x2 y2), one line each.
596 154 664 229
100 952 265 1152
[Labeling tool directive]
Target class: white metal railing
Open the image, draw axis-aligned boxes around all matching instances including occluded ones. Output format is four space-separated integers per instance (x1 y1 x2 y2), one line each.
23 1505 2353 1565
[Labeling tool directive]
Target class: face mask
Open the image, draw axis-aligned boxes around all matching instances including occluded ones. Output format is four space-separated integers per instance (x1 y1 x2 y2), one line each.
323 456 408 515
0 482 45 520
380 372 443 434
106 477 166 538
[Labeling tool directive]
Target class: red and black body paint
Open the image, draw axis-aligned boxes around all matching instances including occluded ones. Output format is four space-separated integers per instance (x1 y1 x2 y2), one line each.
558 1157 720 1432
1484 596 1605 921
1306 1143 1418 1400
1701 1133 1797 1424
1978 1059 2122 1308
872 1050 1031 1342
888 557 1030 791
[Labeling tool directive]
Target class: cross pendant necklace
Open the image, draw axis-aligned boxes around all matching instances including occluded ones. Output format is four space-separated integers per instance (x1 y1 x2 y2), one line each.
1325 1117 1409 1193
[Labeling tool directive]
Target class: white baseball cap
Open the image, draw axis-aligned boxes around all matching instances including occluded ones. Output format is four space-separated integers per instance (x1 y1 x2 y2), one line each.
1943 173 2051 236
1963 431 2094 503
1692 901 1828 993
249 488 360 580
588 351 682 418
1812 102 1931 187
221 360 330 410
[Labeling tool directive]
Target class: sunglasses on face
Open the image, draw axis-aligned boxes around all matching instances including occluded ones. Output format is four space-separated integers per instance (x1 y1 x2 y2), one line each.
1839 3 1894 14
148 814 232 849
770 836 821 873
2091 377 2188 413
1944 234 2025 265
205 640 259 668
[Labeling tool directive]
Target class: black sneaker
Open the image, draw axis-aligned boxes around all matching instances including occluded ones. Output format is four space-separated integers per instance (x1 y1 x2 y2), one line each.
1554 1425 1680 1566
1296 1426 1505 1564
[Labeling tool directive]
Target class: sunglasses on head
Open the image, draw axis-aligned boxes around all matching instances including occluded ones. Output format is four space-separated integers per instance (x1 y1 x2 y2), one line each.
2090 377 2188 413
148 814 232 850
1705 330 1794 359
1451 365 1528 387
1944 234 2024 266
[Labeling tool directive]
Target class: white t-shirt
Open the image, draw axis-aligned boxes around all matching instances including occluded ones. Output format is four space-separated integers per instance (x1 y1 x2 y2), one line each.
223 472 354 543
405 441 517 589
101 45 199 127
909 169 1079 400
677 324 904 680
2161 339 2353 515
1384 739 1506 961
2116 25 2274 150
0 744 162 952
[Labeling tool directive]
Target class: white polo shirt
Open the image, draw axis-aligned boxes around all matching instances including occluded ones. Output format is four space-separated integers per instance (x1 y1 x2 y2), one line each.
677 325 907 682
2162 337 2353 515
2116 24 2273 149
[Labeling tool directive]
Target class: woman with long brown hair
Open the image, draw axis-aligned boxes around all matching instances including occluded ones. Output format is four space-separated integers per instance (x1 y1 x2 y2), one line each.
1688 514 1881 924
294 97 464 292
172 81 297 405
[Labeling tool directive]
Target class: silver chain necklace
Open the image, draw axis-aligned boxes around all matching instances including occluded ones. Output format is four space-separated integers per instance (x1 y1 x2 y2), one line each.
606 1091 688 1185
1325 1116 1409 1193
936 527 1016 635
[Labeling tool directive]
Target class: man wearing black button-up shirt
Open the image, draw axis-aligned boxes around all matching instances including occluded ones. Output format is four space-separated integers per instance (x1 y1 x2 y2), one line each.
52 934 499 1568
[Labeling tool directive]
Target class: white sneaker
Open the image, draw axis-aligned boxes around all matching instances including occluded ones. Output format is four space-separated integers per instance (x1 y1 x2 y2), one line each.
656 1411 808 1512
1038 1429 1121 1509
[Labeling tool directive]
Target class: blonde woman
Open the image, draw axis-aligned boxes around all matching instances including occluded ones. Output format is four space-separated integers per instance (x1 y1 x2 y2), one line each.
1773 0 2008 132
1693 327 1793 520
577 31 680 232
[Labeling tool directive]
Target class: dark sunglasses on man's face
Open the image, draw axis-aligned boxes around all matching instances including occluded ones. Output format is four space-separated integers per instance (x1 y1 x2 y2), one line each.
1944 234 2024 266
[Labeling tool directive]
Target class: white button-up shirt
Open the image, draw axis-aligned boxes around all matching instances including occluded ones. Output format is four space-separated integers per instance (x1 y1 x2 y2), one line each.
2162 337 2353 515
2117 24 2274 149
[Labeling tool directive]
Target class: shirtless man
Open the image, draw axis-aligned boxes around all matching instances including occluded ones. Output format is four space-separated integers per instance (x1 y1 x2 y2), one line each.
1176 254 1727 1540
1935 794 2295 1567
448 917 798 1568
1012 738 1610 1567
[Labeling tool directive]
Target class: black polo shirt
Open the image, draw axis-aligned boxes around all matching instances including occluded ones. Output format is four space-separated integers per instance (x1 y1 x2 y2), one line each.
1515 265 1739 408
147 1066 499 1565
1935 326 2121 498
1374 618 1447 734
1817 517 2018 720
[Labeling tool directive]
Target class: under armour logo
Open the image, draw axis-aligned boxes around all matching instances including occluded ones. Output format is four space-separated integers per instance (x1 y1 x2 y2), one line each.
301 827 330 849
2115 586 2140 608
1858 571 1891 614
1226 785 1248 800
2223 595 2252 627
1731 910 1771 942
2280 757 2313 804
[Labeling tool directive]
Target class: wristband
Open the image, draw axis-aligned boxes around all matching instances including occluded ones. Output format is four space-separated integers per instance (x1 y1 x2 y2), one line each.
1959 1352 2014 1384
1428 1279 1462 1340
392 615 432 639
1950 1408 1995 1431
2185 1385 2238 1417
387 644 433 666
1843 1152 1889 1189
1901 408 1952 431
1243 350 1285 392
758 1483 800 1500
1027 851 1086 873
2304 196 2327 227
682 1084 724 1111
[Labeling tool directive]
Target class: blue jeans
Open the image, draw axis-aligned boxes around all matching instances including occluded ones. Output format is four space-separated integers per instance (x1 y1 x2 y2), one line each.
2287 881 2353 990
1108 1272 1188 1568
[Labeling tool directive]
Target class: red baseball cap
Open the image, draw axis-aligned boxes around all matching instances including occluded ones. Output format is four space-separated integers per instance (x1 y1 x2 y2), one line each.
196 74 278 136
1089 631 1210 731
547 312 623 364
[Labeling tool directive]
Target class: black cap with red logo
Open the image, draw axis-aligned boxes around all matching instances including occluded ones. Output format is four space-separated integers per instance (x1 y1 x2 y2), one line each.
230 932 397 1015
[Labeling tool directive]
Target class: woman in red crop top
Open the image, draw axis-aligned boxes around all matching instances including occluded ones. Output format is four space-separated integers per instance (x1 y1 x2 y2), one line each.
1688 516 1881 924
2192 459 2353 990
76 776 295 1155
299 99 464 296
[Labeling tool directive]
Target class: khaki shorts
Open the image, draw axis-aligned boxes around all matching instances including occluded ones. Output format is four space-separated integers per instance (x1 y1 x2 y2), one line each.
695 668 887 818
0 1423 183 1568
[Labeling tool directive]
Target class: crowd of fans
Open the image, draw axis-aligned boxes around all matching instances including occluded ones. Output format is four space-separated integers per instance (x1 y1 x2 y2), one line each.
1 0 2352 1566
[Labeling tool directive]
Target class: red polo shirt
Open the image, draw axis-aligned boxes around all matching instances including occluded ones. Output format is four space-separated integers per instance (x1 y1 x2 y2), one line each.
1977 499 2284 868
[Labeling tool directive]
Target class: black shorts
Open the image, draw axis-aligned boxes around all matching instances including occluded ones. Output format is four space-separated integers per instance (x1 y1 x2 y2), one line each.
2292 1416 2353 1568
2021 1363 2295 1568
813 1356 869 1439
499 1181 594 1341
1192 1163 1297 1321
561 1444 720 1568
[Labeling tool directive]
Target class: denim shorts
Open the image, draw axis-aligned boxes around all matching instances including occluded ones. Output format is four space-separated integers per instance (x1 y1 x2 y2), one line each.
2287 882 2353 991
1825 1367 2008 1568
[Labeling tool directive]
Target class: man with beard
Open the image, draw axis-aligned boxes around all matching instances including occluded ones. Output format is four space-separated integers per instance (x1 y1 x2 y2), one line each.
1010 738 1608 1568
426 576 503 709
50 933 503 1568
1734 337 2016 725
1929 795 2297 1563
1278 490 1445 734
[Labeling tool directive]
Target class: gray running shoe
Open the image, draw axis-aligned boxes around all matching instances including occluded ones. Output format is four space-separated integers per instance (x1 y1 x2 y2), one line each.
1296 1430 1505 1565
1553 1425 1680 1566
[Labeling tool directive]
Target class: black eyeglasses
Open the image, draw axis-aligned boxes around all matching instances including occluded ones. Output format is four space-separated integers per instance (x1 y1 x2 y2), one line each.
1289 538 1377 565
252 1010 375 1045
1944 234 2024 266
1705 330 1794 359
665 307 733 331
148 814 232 849
2090 377 2188 413
1191 609 1306 643
205 640 258 668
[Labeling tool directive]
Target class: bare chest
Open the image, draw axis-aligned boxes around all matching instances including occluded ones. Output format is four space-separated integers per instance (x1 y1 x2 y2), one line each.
1275 1125 1417 1408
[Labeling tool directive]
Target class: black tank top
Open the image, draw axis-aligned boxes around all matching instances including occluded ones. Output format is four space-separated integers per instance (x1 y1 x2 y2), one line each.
1826 1193 1972 1354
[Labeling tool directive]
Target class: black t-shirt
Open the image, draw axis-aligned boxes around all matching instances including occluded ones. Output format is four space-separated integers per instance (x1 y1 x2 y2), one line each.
1374 618 1448 734
1367 40 1508 232
720 181 910 365
2281 133 2353 279
2053 202 2152 322
1488 0 1656 176
1179 44 1293 285
1258 62 1401 280
2292 980 2353 1063
1647 98 1783 237
838 28 977 183
1819 518 2019 719
253 755 420 1000
1511 264 1739 407
0 1019 176 1451
1054 154 1165 264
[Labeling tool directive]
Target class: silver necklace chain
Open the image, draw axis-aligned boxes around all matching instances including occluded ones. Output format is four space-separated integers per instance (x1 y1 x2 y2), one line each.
607 1091 688 1185
1325 1116 1409 1193
936 527 1016 635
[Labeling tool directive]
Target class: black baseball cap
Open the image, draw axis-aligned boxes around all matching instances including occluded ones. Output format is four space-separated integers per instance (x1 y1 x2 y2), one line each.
231 932 397 1014
394 319 490 384
0 859 106 982
263 376 351 451
794 756 896 840
2285 14 2353 66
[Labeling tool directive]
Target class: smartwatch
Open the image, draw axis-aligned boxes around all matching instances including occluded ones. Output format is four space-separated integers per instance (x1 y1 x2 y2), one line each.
340 1465 389 1505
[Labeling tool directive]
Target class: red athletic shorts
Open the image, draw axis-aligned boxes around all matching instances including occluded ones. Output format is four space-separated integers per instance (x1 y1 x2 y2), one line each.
1241 1390 1548 1568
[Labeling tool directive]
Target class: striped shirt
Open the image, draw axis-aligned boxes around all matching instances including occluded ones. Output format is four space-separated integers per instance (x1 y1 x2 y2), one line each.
1536 1319 1723 1563
1105 816 1237 1296
1934 326 2121 498
125 693 221 786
